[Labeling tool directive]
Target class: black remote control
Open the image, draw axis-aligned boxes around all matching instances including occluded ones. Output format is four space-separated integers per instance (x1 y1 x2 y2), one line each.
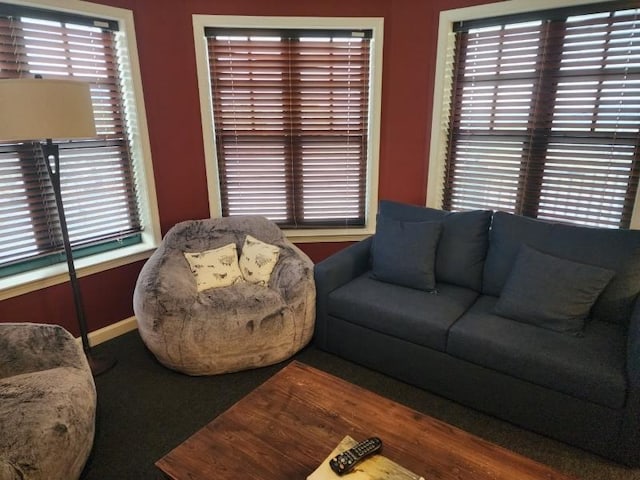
329 437 382 476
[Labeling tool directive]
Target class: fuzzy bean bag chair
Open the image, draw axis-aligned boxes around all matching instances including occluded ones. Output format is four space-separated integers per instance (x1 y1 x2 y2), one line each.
0 323 96 480
133 216 316 375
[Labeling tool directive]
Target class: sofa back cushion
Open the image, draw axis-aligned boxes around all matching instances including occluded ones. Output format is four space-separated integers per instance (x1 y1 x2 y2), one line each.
483 211 640 326
378 201 492 291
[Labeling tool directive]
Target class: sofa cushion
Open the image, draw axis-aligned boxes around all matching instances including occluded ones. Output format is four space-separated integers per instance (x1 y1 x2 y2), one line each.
371 215 441 291
447 295 627 409
494 245 615 334
328 274 478 352
378 200 491 291
483 211 640 325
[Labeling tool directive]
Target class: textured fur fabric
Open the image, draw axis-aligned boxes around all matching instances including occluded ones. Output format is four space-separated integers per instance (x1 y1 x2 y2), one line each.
0 323 96 480
133 216 316 375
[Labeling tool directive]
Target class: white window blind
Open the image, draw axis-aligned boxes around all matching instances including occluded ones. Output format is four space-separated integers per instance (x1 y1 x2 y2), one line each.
0 4 141 271
206 28 371 228
443 1 640 228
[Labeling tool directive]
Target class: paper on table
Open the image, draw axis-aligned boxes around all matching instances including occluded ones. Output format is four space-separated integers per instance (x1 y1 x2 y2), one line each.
307 436 425 480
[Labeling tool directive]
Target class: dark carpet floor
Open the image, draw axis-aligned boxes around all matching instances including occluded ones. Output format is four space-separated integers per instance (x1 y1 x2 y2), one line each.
80 330 639 480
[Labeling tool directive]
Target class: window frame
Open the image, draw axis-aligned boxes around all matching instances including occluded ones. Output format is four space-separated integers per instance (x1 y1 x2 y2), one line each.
193 15 384 243
427 0 640 230
0 0 160 300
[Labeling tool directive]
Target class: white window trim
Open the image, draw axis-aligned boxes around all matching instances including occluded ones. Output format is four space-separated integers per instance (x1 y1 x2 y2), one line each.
427 0 640 230
192 15 384 243
0 0 161 300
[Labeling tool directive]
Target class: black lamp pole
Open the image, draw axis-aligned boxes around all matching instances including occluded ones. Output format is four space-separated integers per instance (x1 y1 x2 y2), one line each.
41 139 116 376
0 77 112 374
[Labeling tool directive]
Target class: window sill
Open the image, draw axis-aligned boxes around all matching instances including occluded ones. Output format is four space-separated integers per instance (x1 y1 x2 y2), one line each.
0 222 374 301
285 225 375 244
0 239 157 301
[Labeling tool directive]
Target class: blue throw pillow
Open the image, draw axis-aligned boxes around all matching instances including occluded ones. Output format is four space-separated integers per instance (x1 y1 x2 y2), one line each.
494 245 615 334
483 211 640 326
378 200 491 291
371 215 442 291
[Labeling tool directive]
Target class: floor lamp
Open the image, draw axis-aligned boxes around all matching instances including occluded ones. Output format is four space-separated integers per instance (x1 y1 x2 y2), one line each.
0 78 116 376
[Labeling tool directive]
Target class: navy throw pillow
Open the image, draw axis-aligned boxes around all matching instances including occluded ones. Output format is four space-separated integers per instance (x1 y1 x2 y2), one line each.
371 215 442 291
494 245 615 334
378 200 492 291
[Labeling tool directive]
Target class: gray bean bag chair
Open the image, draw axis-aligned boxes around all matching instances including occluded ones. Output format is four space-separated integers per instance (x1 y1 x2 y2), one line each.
0 323 96 480
134 216 316 375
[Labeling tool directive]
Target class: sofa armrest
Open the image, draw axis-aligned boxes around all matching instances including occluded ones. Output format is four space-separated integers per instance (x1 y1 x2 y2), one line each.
628 298 640 388
270 243 315 304
313 236 373 349
621 297 640 465
133 243 199 325
0 323 85 379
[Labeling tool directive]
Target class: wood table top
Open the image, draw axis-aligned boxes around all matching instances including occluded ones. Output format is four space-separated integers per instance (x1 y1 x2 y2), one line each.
156 361 577 480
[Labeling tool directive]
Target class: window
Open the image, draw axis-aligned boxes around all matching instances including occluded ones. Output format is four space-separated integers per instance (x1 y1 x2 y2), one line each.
194 16 383 241
0 1 159 295
429 0 640 229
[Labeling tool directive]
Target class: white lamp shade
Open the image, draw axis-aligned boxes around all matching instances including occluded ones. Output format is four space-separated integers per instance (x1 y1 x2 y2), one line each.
0 78 96 141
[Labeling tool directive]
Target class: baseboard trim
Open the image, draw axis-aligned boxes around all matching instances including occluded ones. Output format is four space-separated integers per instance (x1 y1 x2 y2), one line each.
76 316 138 347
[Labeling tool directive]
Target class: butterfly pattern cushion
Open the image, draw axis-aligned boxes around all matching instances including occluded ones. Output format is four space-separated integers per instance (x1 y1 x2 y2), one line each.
240 234 280 286
183 243 244 291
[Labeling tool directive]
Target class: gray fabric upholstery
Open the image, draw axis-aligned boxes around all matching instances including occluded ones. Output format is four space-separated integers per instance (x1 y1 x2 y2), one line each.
483 211 640 325
494 245 615 334
328 274 478 351
371 215 442 290
378 200 491 291
134 216 316 375
0 323 96 480
447 295 627 409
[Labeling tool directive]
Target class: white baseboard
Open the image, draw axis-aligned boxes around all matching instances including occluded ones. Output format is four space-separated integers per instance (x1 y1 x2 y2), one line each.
76 316 138 347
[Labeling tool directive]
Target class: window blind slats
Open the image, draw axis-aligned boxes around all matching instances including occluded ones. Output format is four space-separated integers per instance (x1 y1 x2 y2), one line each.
443 3 640 228
0 9 141 269
208 31 370 227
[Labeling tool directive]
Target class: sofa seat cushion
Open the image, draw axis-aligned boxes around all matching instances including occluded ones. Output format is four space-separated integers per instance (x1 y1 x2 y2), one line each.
447 295 627 409
328 273 478 351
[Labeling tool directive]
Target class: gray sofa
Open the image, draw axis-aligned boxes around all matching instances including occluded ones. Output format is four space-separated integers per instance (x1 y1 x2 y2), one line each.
314 200 640 466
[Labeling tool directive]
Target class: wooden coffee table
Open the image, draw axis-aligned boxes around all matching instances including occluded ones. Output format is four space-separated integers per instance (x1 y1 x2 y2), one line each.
156 361 577 479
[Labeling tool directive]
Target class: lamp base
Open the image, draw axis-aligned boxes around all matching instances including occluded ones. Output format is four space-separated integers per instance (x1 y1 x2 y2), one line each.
85 350 117 377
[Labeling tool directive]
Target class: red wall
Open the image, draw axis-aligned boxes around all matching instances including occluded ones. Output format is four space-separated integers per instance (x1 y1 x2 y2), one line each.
0 0 492 336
